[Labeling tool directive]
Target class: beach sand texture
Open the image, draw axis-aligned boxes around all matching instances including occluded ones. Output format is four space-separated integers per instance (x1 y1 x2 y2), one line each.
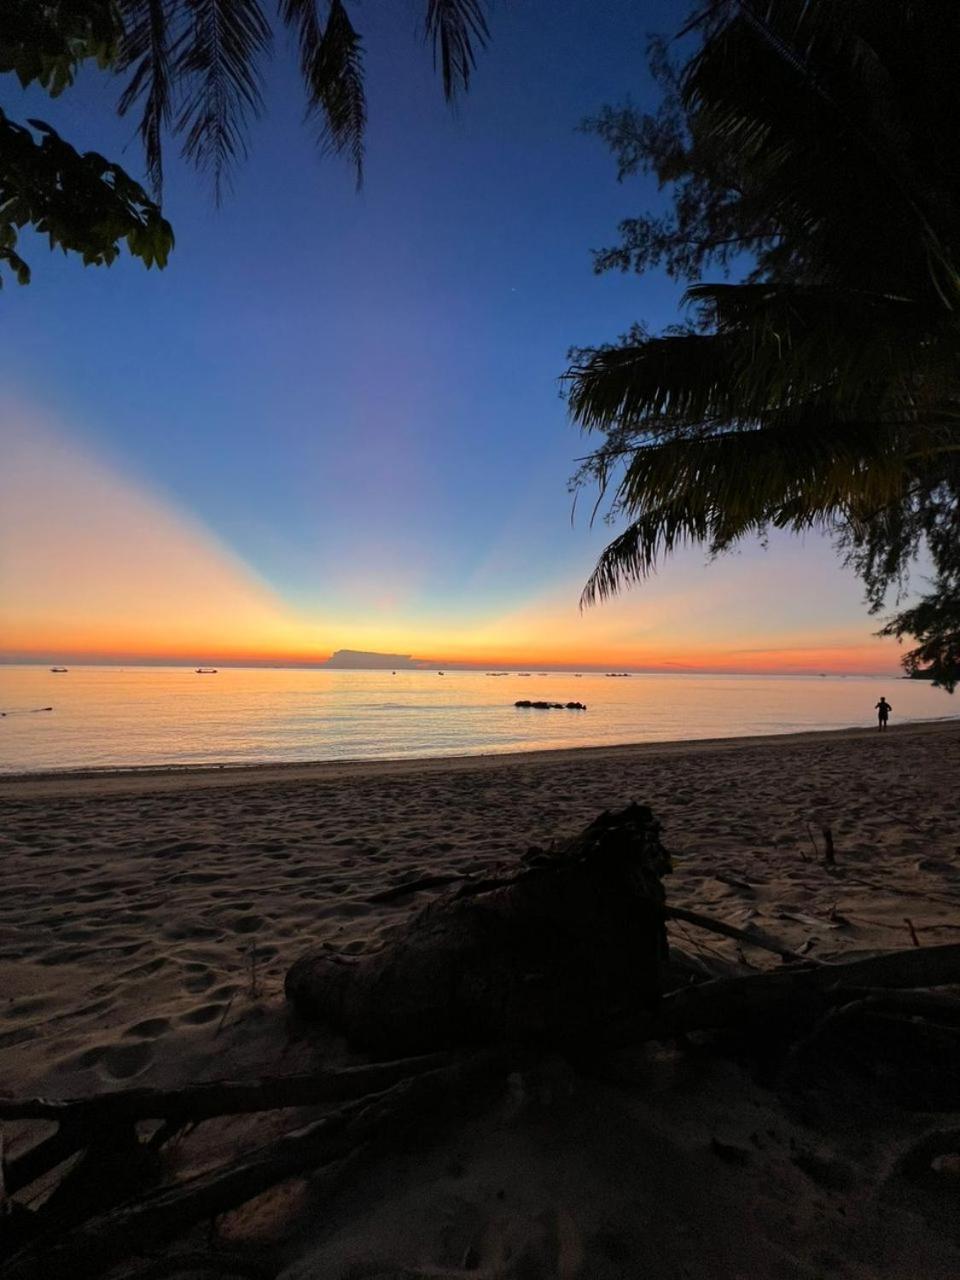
2 720 960 1276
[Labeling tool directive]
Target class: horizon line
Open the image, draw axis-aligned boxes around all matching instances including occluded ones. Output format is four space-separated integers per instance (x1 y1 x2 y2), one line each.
0 657 903 679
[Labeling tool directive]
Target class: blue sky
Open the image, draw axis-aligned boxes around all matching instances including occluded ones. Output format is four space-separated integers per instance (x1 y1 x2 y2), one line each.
0 1 908 671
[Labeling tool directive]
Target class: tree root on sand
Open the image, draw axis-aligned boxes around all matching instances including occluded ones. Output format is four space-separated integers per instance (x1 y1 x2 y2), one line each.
3 806 959 1279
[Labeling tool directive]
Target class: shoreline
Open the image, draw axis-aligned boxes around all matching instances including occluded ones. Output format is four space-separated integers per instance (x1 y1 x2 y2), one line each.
4 712 960 1273
1 715 957 797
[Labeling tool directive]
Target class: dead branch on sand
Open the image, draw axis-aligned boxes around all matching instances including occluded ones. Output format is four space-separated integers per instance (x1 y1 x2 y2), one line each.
1 1052 511 1280
3 806 959 1280
662 904 813 964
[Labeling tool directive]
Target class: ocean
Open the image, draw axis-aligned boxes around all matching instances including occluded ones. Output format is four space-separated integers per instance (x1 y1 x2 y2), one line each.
0 664 955 775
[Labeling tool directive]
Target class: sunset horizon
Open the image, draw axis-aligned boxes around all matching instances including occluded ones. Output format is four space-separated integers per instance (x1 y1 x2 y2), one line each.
2 403 911 686
0 644 906 678
3 6 959 1271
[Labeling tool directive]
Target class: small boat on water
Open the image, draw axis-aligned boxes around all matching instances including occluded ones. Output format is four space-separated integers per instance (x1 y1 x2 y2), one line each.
50 667 68 673
195 668 218 674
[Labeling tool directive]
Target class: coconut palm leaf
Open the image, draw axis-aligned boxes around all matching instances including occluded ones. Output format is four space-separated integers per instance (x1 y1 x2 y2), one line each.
578 412 914 605
570 283 960 446
425 0 490 100
310 0 366 181
107 0 493 198
568 331 736 431
683 0 960 304
572 1 960 683
276 0 364 181
570 286 960 605
278 0 323 78
117 0 183 195
174 0 271 200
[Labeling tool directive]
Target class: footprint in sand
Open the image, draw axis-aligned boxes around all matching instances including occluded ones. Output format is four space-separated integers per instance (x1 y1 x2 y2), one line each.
123 956 167 978
114 941 148 957
231 913 265 934
179 1002 226 1026
163 920 221 941
177 871 225 885
1 995 51 1021
100 1041 154 1079
59 1043 108 1070
71 996 116 1021
0 1026 40 1050
208 982 242 1001
182 970 215 993
37 946 89 967
123 1017 171 1040
331 900 369 919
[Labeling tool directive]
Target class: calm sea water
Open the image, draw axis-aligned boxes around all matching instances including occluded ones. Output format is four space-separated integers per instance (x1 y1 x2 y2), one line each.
0 665 955 775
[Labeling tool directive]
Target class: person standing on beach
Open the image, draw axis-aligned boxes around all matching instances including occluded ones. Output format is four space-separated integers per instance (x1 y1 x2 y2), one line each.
875 697 891 731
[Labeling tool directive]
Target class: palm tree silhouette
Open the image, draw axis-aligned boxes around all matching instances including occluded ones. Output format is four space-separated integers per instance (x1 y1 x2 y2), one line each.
567 1 960 689
117 0 491 198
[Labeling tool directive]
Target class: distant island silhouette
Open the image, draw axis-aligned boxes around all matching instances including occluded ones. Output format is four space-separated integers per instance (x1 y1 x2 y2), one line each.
319 650 429 670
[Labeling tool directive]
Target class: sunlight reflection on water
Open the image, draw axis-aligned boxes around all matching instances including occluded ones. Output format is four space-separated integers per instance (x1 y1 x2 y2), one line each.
0 665 955 774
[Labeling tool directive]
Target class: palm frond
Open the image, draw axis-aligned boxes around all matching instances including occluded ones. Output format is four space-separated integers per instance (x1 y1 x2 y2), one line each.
278 0 323 72
174 0 270 200
311 0 366 182
579 416 913 607
684 1 960 307
683 283 945 419
581 503 739 609
117 0 183 196
569 293 960 610
575 2 960 687
424 0 489 100
569 284 958 447
567 331 737 432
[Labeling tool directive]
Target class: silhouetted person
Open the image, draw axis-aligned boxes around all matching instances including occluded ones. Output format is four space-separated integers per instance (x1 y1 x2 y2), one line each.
875 696 891 731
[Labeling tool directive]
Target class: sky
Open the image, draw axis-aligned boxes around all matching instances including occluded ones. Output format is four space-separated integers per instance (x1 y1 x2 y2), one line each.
0 0 913 673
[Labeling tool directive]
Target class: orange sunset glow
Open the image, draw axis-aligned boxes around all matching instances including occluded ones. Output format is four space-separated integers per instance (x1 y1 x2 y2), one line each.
2 10 958 1276
1 405 904 675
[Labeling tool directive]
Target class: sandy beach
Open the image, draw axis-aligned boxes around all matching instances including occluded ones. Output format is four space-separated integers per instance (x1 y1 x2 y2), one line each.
3 719 960 1276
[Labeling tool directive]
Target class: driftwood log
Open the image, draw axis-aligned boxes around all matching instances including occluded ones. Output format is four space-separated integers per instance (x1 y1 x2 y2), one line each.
5 804 960 1280
649 941 960 1037
598 941 960 1058
286 804 672 1052
778 984 960 1109
1 1052 511 1280
0 1054 450 1130
0 1054 449 1201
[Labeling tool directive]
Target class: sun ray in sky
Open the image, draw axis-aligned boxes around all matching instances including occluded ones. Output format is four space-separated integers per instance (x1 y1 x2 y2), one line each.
0 404 320 662
0 402 903 672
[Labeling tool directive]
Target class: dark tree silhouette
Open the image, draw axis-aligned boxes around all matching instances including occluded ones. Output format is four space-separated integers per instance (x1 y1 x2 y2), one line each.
567 0 960 691
1 0 492 282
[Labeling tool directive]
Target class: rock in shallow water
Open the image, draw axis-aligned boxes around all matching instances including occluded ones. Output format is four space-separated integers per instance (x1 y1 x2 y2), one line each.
514 699 586 709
